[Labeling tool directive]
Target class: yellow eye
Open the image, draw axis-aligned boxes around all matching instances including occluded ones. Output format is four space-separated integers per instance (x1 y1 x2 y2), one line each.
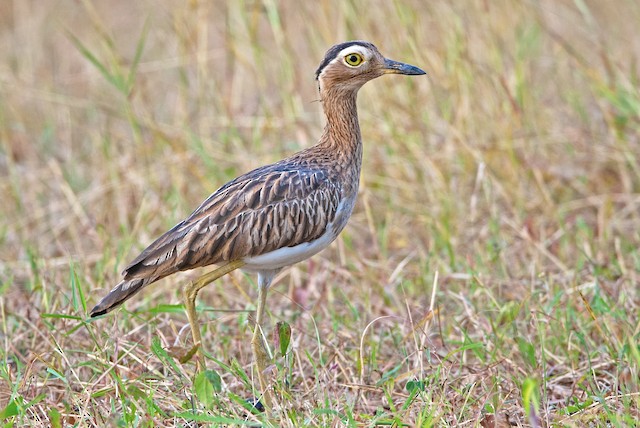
344 53 364 66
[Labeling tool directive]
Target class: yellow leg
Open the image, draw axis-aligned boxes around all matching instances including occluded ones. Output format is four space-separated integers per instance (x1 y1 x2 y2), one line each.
251 271 277 408
183 260 245 371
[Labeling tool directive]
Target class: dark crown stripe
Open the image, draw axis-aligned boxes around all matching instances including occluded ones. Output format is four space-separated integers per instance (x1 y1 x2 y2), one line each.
315 41 372 79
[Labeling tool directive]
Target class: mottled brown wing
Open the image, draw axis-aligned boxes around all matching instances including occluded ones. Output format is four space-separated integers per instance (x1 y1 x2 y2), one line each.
121 160 342 282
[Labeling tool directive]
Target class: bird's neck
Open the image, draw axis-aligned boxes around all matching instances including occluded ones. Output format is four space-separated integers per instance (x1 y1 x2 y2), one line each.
318 89 363 167
315 88 363 199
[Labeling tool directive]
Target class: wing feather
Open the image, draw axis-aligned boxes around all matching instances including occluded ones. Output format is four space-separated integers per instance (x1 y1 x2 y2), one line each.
122 161 342 282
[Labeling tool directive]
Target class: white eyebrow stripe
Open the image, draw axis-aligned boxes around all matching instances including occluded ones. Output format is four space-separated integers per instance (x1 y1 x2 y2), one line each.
336 45 372 61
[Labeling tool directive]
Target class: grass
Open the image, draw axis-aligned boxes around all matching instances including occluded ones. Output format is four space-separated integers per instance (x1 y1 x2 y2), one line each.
1 0 639 426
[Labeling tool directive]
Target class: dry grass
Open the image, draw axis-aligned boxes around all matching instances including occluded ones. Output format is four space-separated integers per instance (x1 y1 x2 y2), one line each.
1 0 639 426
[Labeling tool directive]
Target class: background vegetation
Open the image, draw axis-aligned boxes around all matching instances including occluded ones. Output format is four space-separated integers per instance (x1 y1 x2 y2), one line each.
0 0 639 426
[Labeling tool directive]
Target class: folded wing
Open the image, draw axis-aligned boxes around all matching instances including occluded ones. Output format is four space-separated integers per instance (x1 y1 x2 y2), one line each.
90 160 343 317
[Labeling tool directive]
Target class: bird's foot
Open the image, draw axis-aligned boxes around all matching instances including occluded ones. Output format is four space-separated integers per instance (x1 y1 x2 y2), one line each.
251 336 274 409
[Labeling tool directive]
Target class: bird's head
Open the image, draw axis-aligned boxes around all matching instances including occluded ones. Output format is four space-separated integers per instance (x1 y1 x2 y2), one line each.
315 41 425 93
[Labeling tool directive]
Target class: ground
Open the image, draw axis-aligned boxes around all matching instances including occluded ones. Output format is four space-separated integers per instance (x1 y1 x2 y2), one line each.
0 0 639 426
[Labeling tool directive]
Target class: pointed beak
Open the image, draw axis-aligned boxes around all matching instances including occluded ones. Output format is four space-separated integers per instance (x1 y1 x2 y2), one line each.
383 58 426 75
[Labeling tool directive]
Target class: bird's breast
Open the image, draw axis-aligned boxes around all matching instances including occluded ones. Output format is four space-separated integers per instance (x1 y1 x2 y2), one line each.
241 193 357 273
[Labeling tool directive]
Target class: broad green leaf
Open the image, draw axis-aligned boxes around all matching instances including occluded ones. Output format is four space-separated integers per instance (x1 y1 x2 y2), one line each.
277 321 291 357
193 370 221 408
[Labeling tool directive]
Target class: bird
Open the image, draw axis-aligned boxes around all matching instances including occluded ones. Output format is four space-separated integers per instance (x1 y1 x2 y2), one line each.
90 40 425 405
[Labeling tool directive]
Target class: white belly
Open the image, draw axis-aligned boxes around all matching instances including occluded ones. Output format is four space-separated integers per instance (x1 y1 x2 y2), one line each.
242 196 355 272
242 224 337 272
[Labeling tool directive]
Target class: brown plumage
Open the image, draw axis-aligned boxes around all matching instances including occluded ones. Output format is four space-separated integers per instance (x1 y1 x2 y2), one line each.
90 41 425 399
91 148 349 316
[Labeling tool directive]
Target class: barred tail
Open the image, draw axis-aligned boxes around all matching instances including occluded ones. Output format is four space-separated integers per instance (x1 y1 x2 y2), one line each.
90 279 147 317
